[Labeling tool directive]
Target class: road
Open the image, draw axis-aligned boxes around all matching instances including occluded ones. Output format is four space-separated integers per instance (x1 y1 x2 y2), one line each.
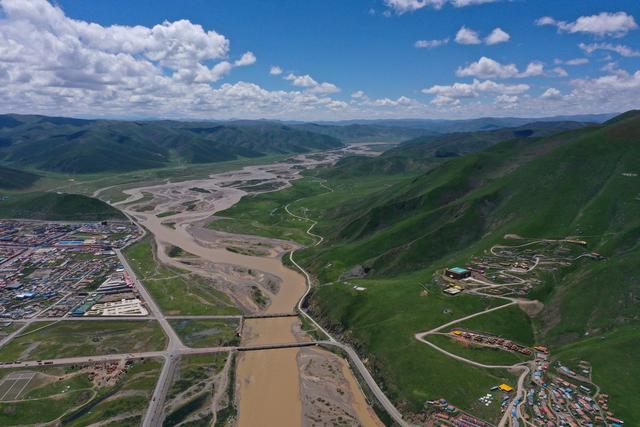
112 219 188 427
284 182 409 427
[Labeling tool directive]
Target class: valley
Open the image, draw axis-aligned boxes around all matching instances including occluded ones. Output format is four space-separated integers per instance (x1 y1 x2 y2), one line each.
0 111 637 427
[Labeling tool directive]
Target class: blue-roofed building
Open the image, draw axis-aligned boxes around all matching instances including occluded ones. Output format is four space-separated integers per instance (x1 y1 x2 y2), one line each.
446 267 471 280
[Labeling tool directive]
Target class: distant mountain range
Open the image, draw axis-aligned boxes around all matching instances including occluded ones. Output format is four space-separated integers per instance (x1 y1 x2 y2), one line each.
0 112 616 175
296 113 615 132
0 114 344 174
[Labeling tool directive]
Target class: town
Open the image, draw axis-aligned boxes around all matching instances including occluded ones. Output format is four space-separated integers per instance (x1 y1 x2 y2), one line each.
0 220 145 322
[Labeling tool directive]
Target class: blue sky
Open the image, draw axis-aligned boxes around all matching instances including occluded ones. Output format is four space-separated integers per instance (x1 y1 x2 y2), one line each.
1 0 639 119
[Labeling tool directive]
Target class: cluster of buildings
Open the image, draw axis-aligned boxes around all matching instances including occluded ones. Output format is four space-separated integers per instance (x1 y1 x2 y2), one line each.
438 240 599 298
522 351 624 426
72 271 147 316
0 220 145 319
450 329 533 356
425 398 488 426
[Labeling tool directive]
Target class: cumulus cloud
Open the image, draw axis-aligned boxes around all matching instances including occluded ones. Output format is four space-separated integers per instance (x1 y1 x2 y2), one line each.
495 94 518 105
485 27 510 45
415 38 449 48
422 79 530 106
579 42 640 58
541 88 562 99
536 12 638 37
455 26 508 45
283 73 340 94
384 0 499 14
455 26 481 45
456 57 544 79
234 52 256 66
269 65 283 75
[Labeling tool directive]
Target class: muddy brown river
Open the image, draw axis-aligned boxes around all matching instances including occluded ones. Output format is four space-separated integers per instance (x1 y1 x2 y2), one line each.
115 148 384 426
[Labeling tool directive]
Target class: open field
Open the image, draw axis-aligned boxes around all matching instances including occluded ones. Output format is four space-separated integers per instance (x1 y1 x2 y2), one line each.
124 237 240 316
0 358 161 426
452 305 536 347
169 319 240 348
208 174 415 246
0 320 167 362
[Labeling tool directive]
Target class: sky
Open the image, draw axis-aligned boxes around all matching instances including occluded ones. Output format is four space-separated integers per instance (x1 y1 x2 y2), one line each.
0 0 639 120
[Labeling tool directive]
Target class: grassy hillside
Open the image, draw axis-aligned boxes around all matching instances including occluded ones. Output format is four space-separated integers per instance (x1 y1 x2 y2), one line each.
293 111 640 422
323 121 591 177
209 110 639 422
0 114 343 173
0 192 124 220
0 165 39 189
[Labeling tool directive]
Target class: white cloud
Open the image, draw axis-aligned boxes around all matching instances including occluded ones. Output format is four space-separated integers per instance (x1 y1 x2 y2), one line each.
384 0 499 14
541 87 562 99
269 65 283 75
415 38 449 48
495 94 518 104
552 67 568 77
579 42 640 58
455 26 481 45
536 12 638 37
284 73 339 94
423 79 530 101
234 51 256 66
456 57 544 79
559 58 589 66
485 27 510 45
284 73 317 87
349 91 419 108
0 0 360 120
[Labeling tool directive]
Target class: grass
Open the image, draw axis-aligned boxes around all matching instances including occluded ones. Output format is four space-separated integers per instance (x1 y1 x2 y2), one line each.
0 320 167 362
453 305 536 347
0 358 161 426
208 174 414 246
124 237 240 316
0 192 124 220
169 319 240 348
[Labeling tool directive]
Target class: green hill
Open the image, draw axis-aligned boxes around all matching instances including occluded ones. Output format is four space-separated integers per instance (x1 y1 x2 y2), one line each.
0 192 124 220
291 111 640 422
0 165 39 189
322 121 592 178
0 114 344 173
